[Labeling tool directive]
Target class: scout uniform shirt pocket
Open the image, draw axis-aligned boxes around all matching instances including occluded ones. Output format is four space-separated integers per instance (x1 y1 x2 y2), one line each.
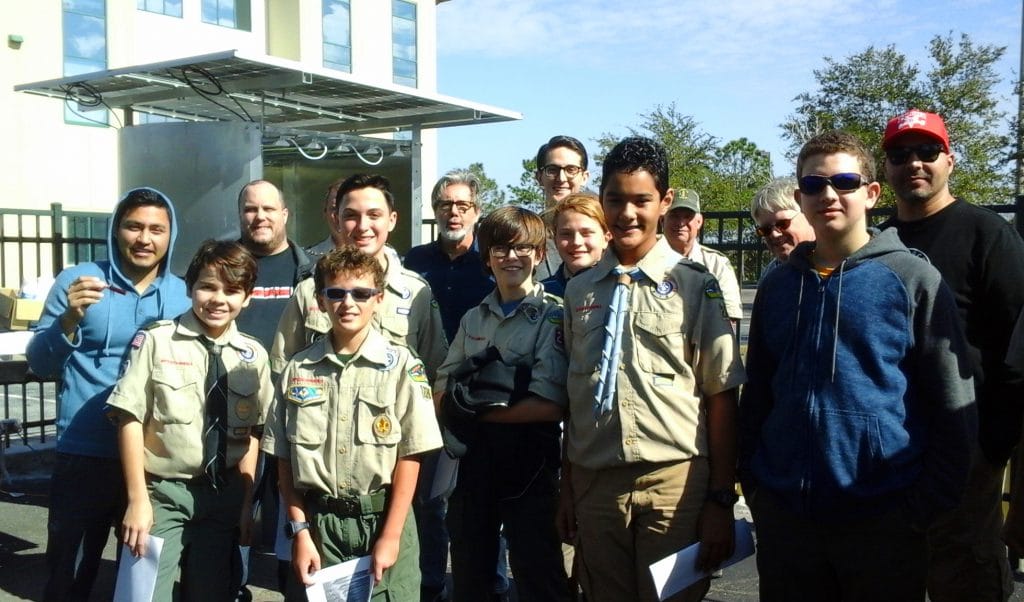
152 368 201 425
379 314 411 344
227 369 260 438
285 381 329 446
355 388 402 446
633 311 684 376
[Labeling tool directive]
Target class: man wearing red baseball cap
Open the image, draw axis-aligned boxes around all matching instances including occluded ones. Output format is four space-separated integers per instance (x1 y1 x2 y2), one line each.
881 109 1024 602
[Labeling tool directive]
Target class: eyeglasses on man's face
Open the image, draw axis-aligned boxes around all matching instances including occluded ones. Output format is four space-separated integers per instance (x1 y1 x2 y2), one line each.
435 200 476 214
321 287 380 303
885 143 944 166
540 164 584 179
488 244 537 258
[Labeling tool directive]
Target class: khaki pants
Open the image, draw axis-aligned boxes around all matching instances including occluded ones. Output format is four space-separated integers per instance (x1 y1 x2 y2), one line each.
572 459 709 602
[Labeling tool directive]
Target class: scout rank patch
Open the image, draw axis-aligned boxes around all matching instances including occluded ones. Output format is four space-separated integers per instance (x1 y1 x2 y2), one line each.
237 343 257 363
373 414 392 437
408 363 428 383
653 279 677 299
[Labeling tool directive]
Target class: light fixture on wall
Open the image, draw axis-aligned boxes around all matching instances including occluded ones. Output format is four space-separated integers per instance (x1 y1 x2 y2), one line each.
390 145 406 158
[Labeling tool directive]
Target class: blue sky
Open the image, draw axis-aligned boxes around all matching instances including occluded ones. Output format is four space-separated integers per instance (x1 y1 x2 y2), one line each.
433 0 1020 193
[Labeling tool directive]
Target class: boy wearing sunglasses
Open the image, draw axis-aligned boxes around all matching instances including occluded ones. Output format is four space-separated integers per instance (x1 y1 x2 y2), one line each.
108 240 274 601
262 246 442 600
433 206 571 602
880 109 1024 602
739 130 975 600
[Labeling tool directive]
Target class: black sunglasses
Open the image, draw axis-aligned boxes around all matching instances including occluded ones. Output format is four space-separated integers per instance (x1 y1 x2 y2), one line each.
886 143 944 166
321 287 380 303
797 173 868 195
755 217 793 238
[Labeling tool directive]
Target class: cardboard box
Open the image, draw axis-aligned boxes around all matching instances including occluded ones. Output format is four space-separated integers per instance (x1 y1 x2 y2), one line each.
0 289 44 331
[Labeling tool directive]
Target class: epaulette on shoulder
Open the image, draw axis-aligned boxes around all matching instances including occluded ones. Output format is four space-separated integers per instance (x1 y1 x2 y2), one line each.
675 257 709 274
542 291 564 305
399 267 430 287
701 245 728 258
237 331 263 345
142 319 173 331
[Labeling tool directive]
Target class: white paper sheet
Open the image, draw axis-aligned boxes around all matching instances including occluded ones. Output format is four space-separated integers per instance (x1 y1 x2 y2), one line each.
113 535 164 602
305 555 374 602
649 519 755 601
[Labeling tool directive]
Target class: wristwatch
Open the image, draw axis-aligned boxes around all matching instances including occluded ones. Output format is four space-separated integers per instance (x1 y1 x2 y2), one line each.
285 520 310 539
706 488 739 509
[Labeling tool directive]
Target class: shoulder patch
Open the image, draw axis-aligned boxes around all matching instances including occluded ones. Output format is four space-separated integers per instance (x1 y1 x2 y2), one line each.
130 331 147 349
237 343 257 363
408 362 428 383
522 304 540 323
381 347 399 371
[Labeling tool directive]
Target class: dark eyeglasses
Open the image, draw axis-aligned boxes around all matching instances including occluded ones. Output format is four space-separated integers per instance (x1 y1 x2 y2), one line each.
489 244 536 258
321 287 380 303
885 143 944 165
797 173 868 195
540 164 584 179
755 217 794 237
435 200 476 214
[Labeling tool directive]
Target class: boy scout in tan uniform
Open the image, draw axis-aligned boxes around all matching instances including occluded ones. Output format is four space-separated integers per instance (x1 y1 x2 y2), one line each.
263 246 443 600
108 241 273 601
270 260 446 378
559 138 745 602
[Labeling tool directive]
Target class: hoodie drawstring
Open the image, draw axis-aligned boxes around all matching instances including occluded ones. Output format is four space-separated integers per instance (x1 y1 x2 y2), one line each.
830 259 847 383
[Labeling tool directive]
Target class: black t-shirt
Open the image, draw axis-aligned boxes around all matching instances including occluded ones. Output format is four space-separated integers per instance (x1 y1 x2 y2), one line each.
235 247 299 350
882 198 1024 463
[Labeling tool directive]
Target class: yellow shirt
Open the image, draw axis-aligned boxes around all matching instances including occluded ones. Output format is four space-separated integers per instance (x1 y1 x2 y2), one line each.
435 283 567 408
261 329 443 497
271 257 447 381
107 312 274 479
563 237 746 470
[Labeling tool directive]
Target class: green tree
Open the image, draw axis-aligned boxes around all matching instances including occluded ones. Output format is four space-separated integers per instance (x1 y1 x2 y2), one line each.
595 103 771 212
464 162 507 215
505 158 546 212
781 32 1012 206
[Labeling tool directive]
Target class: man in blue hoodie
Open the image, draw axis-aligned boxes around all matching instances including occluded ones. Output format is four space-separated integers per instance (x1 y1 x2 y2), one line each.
739 131 976 600
27 188 190 602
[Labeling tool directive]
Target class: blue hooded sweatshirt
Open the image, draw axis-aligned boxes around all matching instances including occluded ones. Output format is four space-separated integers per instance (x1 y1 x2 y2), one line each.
739 228 976 527
27 188 191 458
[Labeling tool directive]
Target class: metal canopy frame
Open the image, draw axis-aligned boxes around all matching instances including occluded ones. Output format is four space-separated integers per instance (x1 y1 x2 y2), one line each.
14 49 521 142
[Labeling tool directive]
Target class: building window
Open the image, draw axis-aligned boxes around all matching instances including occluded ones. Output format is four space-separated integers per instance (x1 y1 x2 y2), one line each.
322 0 351 72
202 0 251 31
137 0 182 17
392 0 417 87
63 0 108 125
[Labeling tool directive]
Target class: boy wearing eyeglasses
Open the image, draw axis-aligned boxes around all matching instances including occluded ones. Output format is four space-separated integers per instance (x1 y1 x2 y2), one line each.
739 130 975 600
108 240 273 601
262 246 442 600
433 206 571 602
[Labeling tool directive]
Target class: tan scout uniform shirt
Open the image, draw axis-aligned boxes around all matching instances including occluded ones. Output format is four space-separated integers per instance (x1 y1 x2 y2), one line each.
434 284 568 408
271 257 447 380
686 244 744 321
563 237 746 470
108 312 274 479
261 328 443 496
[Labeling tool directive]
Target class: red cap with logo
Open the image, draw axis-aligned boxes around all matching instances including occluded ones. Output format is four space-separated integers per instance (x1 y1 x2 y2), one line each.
883 109 950 152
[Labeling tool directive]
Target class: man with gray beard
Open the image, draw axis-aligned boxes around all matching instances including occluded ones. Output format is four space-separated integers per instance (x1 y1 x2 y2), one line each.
403 169 494 601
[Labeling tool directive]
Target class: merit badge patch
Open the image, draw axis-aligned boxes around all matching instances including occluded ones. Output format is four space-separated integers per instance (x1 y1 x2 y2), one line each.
373 414 393 437
408 363 428 383
237 344 257 363
653 279 677 300
130 331 146 350
287 385 323 403
522 304 540 323
382 347 399 372
235 399 254 421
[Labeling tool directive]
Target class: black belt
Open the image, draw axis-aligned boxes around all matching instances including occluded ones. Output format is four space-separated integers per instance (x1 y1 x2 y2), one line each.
305 488 388 517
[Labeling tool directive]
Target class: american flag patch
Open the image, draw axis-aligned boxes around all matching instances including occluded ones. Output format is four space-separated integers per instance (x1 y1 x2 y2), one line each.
131 332 146 349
